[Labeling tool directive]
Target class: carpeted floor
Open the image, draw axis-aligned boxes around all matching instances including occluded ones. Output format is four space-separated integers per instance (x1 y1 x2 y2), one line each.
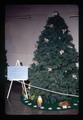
5 81 79 115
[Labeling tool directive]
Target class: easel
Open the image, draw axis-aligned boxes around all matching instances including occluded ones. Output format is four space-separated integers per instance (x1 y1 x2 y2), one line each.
7 60 28 99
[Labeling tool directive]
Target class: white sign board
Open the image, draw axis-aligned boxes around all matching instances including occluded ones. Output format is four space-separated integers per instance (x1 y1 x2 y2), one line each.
7 66 28 81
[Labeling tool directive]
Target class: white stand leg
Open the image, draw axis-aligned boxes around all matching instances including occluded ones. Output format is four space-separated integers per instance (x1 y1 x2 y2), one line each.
22 81 28 99
7 81 13 99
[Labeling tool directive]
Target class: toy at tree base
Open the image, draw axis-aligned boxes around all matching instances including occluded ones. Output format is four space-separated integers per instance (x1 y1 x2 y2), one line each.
37 96 43 107
58 101 71 109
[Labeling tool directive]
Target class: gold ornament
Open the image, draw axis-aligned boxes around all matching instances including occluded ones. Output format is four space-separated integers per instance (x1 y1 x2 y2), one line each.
37 96 43 107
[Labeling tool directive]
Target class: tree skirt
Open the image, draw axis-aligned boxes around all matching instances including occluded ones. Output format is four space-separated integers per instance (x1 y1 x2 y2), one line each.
21 96 79 111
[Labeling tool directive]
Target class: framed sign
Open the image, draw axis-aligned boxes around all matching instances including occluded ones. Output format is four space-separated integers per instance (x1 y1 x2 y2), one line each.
7 66 28 81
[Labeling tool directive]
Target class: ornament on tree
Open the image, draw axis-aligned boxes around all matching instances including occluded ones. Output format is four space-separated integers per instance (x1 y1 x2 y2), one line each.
76 63 79 68
68 45 73 48
48 67 52 72
58 36 61 40
62 29 67 34
51 11 59 16
72 74 77 79
65 70 67 73
49 24 53 28
44 38 49 43
60 50 64 55
47 52 50 56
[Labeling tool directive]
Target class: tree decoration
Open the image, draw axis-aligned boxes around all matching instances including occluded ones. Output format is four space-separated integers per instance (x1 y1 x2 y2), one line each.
76 63 79 68
44 38 49 42
58 36 61 40
62 29 67 34
59 101 71 109
37 96 43 107
60 50 64 55
47 52 49 55
51 11 59 16
21 95 79 111
68 45 73 48
49 24 53 28
65 70 67 73
48 67 52 72
72 74 77 79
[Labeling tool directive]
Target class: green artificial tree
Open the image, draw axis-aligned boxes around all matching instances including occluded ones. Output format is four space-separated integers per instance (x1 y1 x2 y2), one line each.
29 12 79 104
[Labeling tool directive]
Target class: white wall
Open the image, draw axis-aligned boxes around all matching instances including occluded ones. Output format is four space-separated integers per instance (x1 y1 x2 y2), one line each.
5 5 79 66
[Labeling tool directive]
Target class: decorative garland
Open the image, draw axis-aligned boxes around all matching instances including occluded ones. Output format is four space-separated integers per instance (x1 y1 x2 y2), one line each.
18 81 79 97
18 81 79 111
21 95 79 111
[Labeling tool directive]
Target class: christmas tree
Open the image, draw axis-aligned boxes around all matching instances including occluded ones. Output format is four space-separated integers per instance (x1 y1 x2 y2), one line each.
29 12 79 104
